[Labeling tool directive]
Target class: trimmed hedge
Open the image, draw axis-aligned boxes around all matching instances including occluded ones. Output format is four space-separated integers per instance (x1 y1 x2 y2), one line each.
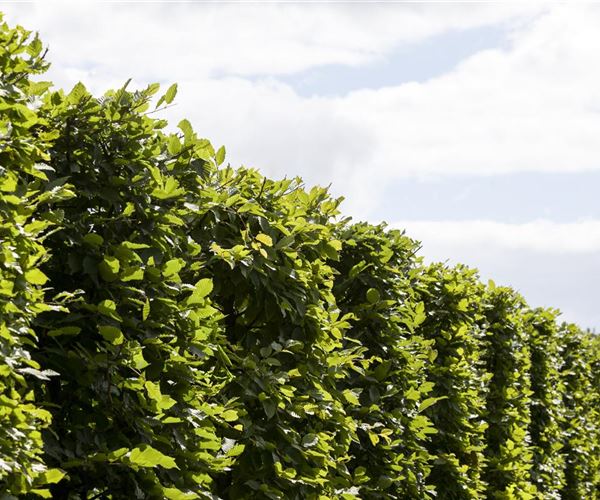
332 223 436 498
527 308 566 498
0 17 73 495
0 15 599 499
416 264 488 499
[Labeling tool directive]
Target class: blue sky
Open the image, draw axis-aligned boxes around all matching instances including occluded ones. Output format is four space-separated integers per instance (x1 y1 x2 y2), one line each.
2 2 599 330
278 23 510 97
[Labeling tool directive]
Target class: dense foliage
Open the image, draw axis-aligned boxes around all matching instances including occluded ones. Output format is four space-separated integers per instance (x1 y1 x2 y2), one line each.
1 15 599 499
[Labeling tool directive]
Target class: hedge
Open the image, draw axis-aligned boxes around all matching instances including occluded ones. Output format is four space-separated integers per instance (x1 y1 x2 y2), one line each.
0 17 74 495
0 15 599 499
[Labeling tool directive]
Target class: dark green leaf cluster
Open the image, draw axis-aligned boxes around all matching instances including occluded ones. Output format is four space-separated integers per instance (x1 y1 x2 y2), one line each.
1 15 599 499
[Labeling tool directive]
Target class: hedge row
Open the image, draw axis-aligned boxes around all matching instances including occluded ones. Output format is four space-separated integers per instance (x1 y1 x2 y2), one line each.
1 16 599 499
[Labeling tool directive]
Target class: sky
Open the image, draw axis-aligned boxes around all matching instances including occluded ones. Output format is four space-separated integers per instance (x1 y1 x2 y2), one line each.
2 2 599 330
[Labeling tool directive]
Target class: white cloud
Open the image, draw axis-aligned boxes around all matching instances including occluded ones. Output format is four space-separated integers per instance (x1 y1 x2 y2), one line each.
7 3 596 211
389 219 600 329
2 3 539 83
341 5 600 177
390 219 600 255
149 4 600 220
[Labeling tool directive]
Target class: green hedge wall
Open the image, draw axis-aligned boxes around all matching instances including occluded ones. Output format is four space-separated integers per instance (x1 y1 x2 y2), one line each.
332 223 435 498
558 324 599 499
0 15 599 499
526 308 565 498
416 264 488 499
0 17 73 495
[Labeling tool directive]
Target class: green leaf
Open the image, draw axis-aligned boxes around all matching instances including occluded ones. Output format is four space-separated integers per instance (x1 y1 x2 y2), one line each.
98 325 124 345
301 433 318 448
343 389 360 405
413 301 426 325
83 233 104 247
67 81 88 104
98 299 122 321
30 490 52 498
163 258 185 278
405 387 420 401
39 468 66 484
323 242 340 261
133 350 149 370
168 134 181 155
418 397 445 413
456 298 469 312
122 241 150 250
194 278 213 298
221 409 238 422
226 443 245 457
142 298 150 321
373 360 391 381
366 288 380 304
121 266 144 282
368 431 379 446
145 381 176 410
123 202 135 216
128 445 178 469
25 269 48 285
328 239 342 251
262 399 276 419
162 487 198 500
99 255 120 281
215 145 226 166
98 299 117 312
178 118 193 141
0 172 18 192
0 279 14 296
164 83 178 104
48 326 81 337
256 233 273 247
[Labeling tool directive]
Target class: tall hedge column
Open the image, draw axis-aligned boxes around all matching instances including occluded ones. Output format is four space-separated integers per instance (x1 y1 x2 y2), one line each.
331 223 436 498
526 308 565 498
559 324 599 499
480 286 537 498
0 17 72 495
417 264 488 499
33 83 240 497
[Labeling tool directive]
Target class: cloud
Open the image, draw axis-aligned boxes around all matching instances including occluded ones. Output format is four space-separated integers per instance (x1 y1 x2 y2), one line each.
4 3 599 218
7 4 596 211
336 4 600 180
390 219 600 255
388 219 600 329
2 3 539 82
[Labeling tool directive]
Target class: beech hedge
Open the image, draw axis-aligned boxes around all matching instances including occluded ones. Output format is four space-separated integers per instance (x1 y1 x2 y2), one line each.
0 15 599 499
